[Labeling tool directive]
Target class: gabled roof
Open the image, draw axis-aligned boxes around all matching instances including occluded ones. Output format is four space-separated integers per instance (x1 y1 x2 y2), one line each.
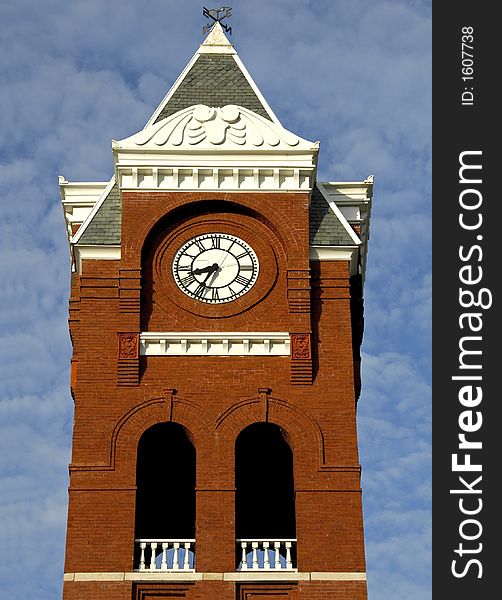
146 22 278 127
309 185 359 246
77 181 121 245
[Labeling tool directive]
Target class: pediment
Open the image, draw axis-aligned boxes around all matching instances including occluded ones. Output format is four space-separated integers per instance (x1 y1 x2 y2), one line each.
113 104 318 152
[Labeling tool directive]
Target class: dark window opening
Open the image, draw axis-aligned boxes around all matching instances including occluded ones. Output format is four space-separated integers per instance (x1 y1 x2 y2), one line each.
135 422 196 539
235 423 296 539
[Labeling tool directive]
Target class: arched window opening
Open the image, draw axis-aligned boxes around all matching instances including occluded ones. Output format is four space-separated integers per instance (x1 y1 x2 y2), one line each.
134 422 195 572
235 423 296 571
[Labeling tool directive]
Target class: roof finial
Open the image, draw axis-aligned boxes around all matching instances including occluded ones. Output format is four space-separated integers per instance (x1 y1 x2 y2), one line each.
203 6 232 35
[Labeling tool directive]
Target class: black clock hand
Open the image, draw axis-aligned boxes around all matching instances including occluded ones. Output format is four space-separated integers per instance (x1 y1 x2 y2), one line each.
193 264 219 298
192 263 218 276
195 263 219 284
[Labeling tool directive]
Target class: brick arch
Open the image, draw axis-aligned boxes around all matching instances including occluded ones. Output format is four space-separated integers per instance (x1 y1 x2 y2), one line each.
110 395 212 483
215 395 325 487
123 193 304 269
147 198 294 252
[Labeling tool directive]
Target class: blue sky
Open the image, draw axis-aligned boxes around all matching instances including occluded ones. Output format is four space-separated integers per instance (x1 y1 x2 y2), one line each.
0 1 431 598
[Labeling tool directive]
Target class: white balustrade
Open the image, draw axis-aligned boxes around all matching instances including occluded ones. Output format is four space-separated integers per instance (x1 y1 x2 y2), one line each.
135 539 195 572
237 539 296 571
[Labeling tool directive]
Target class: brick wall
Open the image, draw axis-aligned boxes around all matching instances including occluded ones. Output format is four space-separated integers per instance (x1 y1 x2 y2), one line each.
62 190 367 599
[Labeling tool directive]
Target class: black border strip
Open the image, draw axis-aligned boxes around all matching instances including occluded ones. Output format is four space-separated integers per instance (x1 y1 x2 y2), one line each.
433 3 498 597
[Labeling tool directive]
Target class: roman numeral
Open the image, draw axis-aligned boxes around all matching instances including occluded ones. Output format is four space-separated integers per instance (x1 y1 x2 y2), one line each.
194 239 206 252
235 275 250 286
235 251 249 260
240 264 254 271
211 288 220 301
180 274 195 287
194 283 206 298
210 236 221 249
177 265 191 271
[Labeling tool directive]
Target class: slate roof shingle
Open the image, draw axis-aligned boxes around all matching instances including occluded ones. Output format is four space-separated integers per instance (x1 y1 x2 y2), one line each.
78 183 121 245
309 185 356 246
154 54 273 123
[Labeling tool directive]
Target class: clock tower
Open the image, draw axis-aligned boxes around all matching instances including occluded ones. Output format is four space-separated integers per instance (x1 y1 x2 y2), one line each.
60 22 373 600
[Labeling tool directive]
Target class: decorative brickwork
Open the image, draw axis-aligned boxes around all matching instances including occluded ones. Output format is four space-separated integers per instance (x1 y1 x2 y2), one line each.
118 333 139 359
290 333 311 359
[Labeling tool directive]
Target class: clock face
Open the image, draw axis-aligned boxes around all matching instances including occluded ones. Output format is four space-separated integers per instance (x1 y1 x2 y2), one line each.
172 233 259 303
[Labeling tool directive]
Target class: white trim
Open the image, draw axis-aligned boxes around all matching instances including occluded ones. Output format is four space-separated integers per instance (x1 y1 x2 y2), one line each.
115 165 315 193
309 246 359 276
64 571 366 582
58 177 109 201
310 572 367 581
316 182 361 246
72 176 116 244
140 332 291 357
145 53 201 128
59 177 110 242
224 572 305 581
74 245 121 274
198 21 236 55
232 52 282 126
117 105 314 152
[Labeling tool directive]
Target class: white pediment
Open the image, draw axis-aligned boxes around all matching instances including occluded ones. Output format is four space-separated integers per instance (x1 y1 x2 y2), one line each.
114 105 317 152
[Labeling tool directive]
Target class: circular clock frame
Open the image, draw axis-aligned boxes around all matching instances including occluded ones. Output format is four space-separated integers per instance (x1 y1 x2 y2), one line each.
151 215 281 320
172 232 260 304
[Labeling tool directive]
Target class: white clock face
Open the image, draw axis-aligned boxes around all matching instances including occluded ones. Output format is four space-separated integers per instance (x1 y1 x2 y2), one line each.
172 233 259 303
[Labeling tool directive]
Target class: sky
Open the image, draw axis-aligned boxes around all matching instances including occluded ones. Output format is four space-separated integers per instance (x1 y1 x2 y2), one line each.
0 1 431 598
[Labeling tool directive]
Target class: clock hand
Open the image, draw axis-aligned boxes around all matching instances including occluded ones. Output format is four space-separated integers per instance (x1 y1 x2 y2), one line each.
193 264 218 276
201 263 219 284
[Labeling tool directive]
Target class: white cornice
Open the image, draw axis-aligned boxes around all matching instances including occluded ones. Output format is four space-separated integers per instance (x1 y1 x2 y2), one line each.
113 105 318 193
64 571 366 582
59 177 109 242
74 245 121 274
140 332 290 357
309 246 359 276
317 177 373 284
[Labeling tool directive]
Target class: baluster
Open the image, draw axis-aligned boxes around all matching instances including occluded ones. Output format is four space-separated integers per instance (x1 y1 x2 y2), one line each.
263 541 270 569
139 542 146 571
149 542 157 570
251 542 259 570
173 542 180 570
274 541 281 570
240 541 248 570
285 541 292 570
183 542 191 570
161 542 168 570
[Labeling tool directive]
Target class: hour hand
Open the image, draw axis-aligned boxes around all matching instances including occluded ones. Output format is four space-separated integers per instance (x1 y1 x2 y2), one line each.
192 265 212 276
193 263 219 276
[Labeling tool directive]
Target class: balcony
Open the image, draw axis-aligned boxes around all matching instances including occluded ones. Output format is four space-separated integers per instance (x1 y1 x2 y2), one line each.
238 539 297 571
135 539 195 572
134 538 297 573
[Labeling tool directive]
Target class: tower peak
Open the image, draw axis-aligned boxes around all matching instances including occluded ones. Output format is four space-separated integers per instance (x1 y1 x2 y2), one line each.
200 20 235 54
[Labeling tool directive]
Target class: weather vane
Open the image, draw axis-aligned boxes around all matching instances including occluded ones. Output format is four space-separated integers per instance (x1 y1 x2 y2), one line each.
202 6 232 35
